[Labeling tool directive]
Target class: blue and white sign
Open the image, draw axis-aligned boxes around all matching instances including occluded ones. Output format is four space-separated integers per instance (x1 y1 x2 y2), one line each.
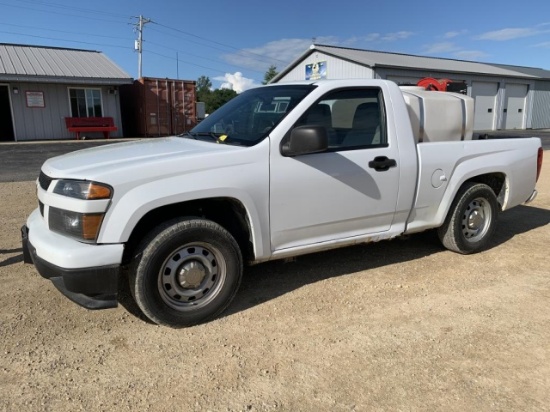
305 61 327 80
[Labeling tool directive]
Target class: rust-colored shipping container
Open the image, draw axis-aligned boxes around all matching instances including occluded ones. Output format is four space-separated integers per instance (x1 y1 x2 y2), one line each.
121 77 197 137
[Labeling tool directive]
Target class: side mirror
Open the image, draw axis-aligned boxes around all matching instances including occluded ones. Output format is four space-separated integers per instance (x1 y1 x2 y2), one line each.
281 125 329 157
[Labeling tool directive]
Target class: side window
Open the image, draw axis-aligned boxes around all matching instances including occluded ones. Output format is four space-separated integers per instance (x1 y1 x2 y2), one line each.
294 88 386 150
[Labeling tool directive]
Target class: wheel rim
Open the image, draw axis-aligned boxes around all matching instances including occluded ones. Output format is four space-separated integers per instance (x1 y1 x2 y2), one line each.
157 242 227 311
461 196 492 243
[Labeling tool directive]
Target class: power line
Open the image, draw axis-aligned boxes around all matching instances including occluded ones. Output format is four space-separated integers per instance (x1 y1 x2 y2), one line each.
17 0 131 19
0 2 284 79
144 49 239 76
0 30 132 50
0 21 132 41
0 1 129 24
150 22 289 66
145 40 265 75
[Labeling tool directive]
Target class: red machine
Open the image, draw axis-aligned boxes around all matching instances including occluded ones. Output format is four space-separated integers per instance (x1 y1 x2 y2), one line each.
417 77 467 94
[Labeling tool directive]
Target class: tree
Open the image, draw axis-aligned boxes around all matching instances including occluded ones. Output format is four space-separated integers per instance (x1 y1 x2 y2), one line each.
204 88 237 113
263 65 278 85
196 75 237 114
196 75 212 94
196 75 212 104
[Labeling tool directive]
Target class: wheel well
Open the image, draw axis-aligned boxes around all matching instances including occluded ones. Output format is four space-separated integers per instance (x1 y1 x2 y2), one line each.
465 172 506 207
122 198 254 265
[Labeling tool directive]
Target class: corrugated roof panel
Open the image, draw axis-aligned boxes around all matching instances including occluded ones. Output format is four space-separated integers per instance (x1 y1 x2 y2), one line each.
53 48 87 77
0 43 132 83
314 45 548 79
11 46 30 74
36 47 64 76
26 47 48 76
0 47 13 73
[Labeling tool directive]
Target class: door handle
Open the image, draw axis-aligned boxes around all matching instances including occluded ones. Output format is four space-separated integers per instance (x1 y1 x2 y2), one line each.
368 156 397 172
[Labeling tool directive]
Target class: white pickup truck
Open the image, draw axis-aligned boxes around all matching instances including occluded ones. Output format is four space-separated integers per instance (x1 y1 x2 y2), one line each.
22 79 543 327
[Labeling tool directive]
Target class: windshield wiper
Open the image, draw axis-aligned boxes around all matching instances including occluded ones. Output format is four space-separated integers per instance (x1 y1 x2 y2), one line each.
182 131 228 143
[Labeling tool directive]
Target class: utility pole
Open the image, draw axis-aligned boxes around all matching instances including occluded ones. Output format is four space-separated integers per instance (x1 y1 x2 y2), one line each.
134 15 152 79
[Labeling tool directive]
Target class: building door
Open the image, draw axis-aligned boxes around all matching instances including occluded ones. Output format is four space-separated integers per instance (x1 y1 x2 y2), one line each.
0 85 15 141
503 83 528 130
471 81 498 131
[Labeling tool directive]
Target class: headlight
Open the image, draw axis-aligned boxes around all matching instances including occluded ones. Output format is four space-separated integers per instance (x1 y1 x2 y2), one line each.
53 180 112 200
49 180 113 242
49 207 104 242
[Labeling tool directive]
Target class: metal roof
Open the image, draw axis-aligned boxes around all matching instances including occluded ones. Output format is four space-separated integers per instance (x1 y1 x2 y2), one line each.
273 44 550 82
0 43 133 85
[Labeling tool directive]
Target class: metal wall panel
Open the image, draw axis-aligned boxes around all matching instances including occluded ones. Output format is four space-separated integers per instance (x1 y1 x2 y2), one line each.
531 81 550 129
9 82 122 141
376 68 469 83
386 75 423 85
277 51 373 82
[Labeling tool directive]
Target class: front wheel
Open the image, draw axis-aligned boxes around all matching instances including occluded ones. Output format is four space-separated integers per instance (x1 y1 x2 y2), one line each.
438 182 499 254
129 218 242 327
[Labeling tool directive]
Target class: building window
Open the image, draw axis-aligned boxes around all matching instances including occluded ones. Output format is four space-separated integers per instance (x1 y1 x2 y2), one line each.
69 88 103 117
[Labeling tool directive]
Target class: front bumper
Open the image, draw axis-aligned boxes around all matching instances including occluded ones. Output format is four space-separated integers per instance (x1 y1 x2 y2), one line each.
22 213 123 310
525 189 538 204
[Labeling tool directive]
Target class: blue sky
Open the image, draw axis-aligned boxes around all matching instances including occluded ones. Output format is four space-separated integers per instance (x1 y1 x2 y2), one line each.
2 0 550 92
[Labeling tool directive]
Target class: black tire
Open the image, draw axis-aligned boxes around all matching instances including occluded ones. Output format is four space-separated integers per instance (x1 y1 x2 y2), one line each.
129 218 242 327
438 182 499 254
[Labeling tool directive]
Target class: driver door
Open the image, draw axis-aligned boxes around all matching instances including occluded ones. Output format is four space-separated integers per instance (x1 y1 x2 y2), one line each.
269 87 400 251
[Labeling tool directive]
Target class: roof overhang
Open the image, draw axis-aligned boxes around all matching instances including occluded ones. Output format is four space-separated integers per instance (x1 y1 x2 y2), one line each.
371 64 541 80
0 74 134 85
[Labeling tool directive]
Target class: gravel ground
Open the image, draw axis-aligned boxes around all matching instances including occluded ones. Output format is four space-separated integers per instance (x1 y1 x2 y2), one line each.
1 159 549 411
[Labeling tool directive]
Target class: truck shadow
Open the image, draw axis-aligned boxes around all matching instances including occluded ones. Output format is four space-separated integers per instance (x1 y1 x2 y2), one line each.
489 205 550 246
223 204 550 319
0 248 23 268
117 204 549 324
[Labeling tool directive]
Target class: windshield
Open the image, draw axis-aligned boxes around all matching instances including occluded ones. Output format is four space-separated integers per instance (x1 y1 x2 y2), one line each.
187 84 315 146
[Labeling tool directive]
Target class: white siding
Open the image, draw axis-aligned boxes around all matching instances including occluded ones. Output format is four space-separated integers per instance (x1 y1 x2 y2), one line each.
386 75 422 85
277 52 373 82
531 81 550 129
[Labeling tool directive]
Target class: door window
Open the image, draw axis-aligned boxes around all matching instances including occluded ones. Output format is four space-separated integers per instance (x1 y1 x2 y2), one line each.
293 88 387 150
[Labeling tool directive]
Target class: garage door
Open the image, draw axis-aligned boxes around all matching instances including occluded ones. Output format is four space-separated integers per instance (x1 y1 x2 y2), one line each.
503 83 528 130
471 82 498 131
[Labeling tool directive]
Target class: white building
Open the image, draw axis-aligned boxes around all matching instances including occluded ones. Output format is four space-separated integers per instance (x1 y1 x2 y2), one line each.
272 44 550 131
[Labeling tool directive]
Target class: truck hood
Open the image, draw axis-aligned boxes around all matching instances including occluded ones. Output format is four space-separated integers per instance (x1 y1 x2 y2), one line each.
41 137 243 180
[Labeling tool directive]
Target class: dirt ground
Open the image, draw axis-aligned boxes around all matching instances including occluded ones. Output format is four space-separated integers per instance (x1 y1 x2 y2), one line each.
1 160 549 412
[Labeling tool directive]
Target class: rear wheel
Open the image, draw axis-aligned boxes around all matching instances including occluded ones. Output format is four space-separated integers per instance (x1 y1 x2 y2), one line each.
130 218 242 327
438 182 499 254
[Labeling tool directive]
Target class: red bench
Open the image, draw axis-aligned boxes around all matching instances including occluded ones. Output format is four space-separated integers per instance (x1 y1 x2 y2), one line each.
65 117 118 140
